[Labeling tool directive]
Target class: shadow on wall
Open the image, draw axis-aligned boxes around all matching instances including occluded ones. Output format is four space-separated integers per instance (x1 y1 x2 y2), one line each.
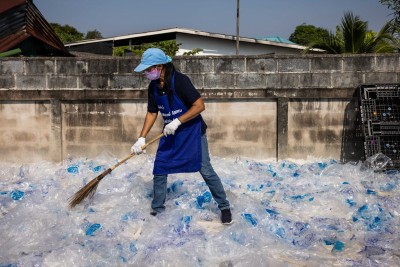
340 88 365 163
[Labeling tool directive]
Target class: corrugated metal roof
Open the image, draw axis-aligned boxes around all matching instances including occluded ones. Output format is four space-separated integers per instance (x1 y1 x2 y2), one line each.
0 0 71 56
0 0 26 13
260 36 296 45
65 27 316 52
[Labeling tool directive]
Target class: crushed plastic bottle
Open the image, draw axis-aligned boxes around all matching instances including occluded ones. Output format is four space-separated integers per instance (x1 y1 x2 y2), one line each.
360 153 392 171
1 157 400 266
324 239 345 252
196 191 212 208
85 223 102 236
10 190 24 200
67 164 79 174
242 213 258 226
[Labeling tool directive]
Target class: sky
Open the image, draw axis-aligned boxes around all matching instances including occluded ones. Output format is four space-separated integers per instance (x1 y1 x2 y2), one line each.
34 0 394 40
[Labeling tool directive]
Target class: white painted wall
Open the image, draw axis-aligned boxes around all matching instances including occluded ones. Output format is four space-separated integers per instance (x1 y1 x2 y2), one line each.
176 33 302 55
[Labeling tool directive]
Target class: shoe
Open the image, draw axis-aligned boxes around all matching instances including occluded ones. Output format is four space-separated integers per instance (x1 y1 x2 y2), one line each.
221 209 233 225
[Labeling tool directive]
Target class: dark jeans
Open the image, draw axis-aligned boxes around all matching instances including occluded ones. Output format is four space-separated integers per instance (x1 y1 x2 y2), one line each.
152 134 230 213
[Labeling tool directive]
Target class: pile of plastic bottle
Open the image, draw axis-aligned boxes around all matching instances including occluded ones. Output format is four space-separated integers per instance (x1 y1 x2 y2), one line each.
1 152 399 266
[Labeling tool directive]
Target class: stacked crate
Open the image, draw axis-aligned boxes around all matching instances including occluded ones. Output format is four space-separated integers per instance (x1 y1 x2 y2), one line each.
359 84 400 170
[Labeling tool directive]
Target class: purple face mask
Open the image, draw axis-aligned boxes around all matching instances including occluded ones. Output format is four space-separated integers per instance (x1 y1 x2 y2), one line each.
145 68 161 80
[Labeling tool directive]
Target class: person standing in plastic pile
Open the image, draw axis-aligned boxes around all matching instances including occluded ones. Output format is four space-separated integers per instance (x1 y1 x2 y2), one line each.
131 48 232 225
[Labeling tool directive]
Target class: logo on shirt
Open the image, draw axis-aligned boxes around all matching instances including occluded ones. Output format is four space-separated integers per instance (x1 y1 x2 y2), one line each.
172 109 182 115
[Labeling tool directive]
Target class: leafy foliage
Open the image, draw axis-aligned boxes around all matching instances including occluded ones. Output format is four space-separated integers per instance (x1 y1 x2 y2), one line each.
380 0 400 24
50 23 104 43
380 0 400 44
50 23 84 44
113 40 181 57
289 24 330 46
183 48 203 56
85 30 103 40
307 12 396 54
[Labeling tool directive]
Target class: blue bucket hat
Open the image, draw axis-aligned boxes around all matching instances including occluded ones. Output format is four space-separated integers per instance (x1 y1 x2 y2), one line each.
134 48 172 72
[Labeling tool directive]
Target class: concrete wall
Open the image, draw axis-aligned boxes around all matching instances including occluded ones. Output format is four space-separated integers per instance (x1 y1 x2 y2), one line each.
0 54 399 163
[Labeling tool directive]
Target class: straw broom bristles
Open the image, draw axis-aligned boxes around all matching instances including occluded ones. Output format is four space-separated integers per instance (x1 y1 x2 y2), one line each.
68 133 164 208
68 168 111 208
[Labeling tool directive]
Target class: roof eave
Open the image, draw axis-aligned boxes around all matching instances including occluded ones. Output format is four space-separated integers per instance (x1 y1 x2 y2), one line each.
65 27 310 51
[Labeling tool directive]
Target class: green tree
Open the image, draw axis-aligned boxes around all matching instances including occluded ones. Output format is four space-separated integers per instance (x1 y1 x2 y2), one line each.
380 0 400 25
85 29 103 40
113 40 181 57
380 0 400 47
308 12 396 53
183 48 203 56
50 23 84 43
289 24 330 46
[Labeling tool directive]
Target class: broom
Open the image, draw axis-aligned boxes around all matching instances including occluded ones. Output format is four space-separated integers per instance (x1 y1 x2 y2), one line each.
68 133 164 208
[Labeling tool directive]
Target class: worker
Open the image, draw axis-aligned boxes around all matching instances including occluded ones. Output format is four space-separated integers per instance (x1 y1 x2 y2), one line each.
131 48 232 224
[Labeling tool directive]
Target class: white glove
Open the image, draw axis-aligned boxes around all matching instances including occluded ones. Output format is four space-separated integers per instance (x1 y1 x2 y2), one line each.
163 118 182 136
131 137 146 154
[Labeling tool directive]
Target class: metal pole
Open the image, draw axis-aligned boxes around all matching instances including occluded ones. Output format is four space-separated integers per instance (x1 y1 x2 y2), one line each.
236 0 240 55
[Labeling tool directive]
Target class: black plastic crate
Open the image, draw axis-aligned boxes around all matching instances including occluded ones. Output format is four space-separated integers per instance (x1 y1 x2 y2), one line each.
361 98 400 123
360 84 400 100
363 121 400 136
364 135 400 170
359 84 400 170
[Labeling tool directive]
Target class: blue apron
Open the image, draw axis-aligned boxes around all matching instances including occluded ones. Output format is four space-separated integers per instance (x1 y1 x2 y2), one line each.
153 73 202 175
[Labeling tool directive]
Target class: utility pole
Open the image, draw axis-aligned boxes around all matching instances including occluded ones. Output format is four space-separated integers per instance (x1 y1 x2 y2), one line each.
236 0 240 55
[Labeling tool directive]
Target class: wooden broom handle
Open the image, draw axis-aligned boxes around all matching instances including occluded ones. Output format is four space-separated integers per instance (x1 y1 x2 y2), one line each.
110 133 164 171
141 133 164 150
